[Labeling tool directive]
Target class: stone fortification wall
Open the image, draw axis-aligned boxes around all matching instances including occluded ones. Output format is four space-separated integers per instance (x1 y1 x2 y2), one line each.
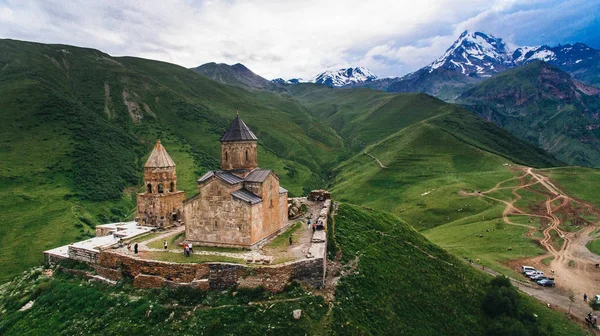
96 244 326 292
69 246 100 264
44 252 68 265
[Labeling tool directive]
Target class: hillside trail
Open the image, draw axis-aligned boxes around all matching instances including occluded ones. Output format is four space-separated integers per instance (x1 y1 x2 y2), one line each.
464 166 600 319
364 152 387 168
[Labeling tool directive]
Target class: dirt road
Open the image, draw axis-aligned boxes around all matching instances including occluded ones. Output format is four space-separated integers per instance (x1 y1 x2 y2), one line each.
465 166 600 322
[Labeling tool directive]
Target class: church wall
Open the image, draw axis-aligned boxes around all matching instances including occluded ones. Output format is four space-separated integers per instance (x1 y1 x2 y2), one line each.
279 192 288 224
184 179 255 247
221 141 257 170
137 191 185 227
250 174 285 243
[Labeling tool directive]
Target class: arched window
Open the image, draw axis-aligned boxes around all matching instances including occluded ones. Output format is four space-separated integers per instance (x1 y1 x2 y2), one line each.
170 182 175 192
245 150 249 162
146 183 152 193
225 151 228 162
158 183 164 193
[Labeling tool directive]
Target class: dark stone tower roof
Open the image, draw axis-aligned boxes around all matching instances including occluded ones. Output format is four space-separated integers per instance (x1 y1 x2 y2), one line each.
220 115 258 142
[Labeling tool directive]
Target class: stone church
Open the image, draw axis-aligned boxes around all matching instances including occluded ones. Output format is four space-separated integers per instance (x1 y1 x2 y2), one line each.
137 140 186 227
182 115 289 248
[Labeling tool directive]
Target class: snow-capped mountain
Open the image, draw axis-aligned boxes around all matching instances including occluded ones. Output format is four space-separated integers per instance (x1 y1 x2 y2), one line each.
271 78 309 84
387 30 600 98
313 67 377 86
271 67 377 87
513 43 600 74
426 31 513 77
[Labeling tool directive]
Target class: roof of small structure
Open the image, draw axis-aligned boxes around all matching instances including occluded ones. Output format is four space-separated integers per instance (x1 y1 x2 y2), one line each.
245 169 272 182
197 171 245 185
220 115 258 142
231 188 263 204
144 140 176 168
279 186 288 194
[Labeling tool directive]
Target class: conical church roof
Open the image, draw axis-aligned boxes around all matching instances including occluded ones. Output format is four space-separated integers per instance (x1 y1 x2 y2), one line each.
220 115 258 142
144 140 176 168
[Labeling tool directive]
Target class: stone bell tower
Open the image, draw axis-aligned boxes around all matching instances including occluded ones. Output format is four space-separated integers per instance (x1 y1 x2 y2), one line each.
137 140 186 227
220 115 258 172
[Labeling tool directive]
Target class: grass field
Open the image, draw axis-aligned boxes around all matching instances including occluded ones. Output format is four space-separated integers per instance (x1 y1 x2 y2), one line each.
541 167 600 208
0 204 586 335
264 221 303 252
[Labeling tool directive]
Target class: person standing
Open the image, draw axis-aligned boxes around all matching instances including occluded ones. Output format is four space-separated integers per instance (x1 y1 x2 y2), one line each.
164 240 168 250
585 293 588 302
307 219 311 229
188 242 193 254
134 243 138 254
289 235 293 245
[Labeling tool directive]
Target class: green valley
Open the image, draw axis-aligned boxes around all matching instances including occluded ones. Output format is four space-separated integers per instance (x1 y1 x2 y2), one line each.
1 38 598 335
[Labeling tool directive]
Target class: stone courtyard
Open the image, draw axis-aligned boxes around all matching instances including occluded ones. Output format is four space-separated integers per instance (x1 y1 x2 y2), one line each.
45 197 332 292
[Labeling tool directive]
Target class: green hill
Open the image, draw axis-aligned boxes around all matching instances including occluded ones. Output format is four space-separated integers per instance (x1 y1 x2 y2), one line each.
459 61 600 167
0 204 584 335
0 39 344 281
0 38 561 284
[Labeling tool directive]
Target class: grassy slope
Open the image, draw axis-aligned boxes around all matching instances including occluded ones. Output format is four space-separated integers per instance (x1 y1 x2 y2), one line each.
330 204 583 335
0 204 584 335
317 96 563 274
0 39 344 281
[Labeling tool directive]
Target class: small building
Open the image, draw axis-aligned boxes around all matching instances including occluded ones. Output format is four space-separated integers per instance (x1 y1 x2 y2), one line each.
137 140 186 227
183 115 289 248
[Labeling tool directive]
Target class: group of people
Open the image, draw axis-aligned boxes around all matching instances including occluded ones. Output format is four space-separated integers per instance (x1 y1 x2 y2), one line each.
306 217 326 232
124 242 138 254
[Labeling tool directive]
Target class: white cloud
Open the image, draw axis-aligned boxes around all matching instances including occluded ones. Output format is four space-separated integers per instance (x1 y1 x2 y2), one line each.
0 0 597 79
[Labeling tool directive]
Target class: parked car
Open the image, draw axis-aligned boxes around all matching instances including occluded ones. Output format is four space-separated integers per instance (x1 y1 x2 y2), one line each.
537 279 555 287
521 266 536 273
530 274 547 281
526 271 544 278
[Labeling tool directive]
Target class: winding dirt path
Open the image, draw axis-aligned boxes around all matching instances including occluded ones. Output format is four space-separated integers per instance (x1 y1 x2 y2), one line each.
364 152 387 168
464 166 600 320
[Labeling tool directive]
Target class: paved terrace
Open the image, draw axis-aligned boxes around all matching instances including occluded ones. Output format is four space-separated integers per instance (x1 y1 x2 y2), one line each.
118 199 331 266
44 221 154 262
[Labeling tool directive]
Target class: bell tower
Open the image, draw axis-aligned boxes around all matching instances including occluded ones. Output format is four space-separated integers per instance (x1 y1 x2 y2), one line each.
220 115 258 171
137 140 186 227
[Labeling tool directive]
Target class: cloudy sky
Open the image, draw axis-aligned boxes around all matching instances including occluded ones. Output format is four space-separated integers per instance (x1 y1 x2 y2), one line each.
0 0 599 79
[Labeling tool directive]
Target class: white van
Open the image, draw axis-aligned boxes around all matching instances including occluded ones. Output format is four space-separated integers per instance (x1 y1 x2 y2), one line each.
526 271 544 278
521 266 536 273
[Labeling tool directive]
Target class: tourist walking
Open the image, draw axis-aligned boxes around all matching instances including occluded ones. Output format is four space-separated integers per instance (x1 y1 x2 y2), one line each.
164 240 168 250
134 243 138 254
188 242 193 253
307 219 311 229
585 293 588 302
183 243 189 257
289 235 293 245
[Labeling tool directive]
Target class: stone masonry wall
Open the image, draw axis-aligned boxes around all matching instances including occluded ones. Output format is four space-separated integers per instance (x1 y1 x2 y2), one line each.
183 179 254 247
252 174 285 243
69 246 100 264
221 141 258 171
137 191 185 227
97 248 326 292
